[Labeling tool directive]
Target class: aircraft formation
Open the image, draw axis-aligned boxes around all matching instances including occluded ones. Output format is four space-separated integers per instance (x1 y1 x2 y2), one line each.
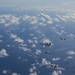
40 37 75 68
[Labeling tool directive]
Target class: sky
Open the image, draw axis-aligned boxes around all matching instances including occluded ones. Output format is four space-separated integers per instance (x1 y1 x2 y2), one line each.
0 0 75 9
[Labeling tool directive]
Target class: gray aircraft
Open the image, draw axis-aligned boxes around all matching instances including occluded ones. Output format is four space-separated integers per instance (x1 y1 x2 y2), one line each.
40 42 51 46
60 38 66 40
45 51 51 54
50 64 57 68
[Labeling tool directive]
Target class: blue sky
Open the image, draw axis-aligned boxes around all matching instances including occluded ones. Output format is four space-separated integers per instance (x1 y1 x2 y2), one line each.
0 0 75 9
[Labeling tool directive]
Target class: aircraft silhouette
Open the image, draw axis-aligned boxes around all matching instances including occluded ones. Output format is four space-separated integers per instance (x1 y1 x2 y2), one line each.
60 38 66 40
50 64 57 68
40 42 51 46
45 51 51 54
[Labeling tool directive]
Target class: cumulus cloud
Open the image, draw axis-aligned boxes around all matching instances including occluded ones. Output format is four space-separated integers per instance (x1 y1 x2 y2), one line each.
41 58 51 66
56 12 75 22
0 14 20 26
52 70 62 75
29 64 38 75
30 65 37 73
19 47 31 52
10 34 17 38
67 56 73 59
42 38 51 44
14 37 24 43
66 51 75 55
3 70 7 74
22 15 38 25
67 33 75 39
10 34 24 43
29 72 38 75
11 73 20 75
31 44 36 48
35 49 41 55
40 13 53 24
52 57 60 61
0 49 9 57
0 40 3 42
28 39 33 43
65 56 73 61
51 26 67 35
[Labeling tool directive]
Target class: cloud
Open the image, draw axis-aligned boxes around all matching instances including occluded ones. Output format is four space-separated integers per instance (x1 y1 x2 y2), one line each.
3 70 7 74
40 13 53 24
10 34 24 43
11 73 20 75
14 37 24 43
65 56 73 61
30 65 37 73
19 47 31 52
52 57 60 61
52 70 62 75
41 58 51 66
42 38 51 44
31 44 36 48
51 26 67 35
66 51 75 55
35 49 41 55
67 33 75 39
22 15 38 25
29 72 38 75
0 14 20 26
28 39 33 43
10 34 17 38
29 64 38 75
0 40 3 42
67 56 73 59
0 49 9 57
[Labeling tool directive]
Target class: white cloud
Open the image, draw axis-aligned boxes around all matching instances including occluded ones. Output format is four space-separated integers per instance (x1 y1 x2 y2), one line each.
41 58 51 66
28 39 33 43
3 70 7 74
19 47 31 52
22 15 38 25
10 34 17 38
0 35 3 37
67 56 73 59
65 56 73 61
11 73 20 75
0 49 9 57
34 40 38 44
52 70 62 75
42 38 51 44
0 14 20 26
29 72 38 75
40 13 53 24
10 34 24 43
51 27 66 35
52 57 60 61
30 65 37 73
14 37 24 43
53 18 60 22
32 44 36 48
0 40 3 42
67 33 75 39
35 49 41 55
40 17 46 22
32 37 37 40
66 51 75 55
56 67 65 71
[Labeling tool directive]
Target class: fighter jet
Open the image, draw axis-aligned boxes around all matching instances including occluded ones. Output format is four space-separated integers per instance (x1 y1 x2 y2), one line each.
50 64 57 68
45 51 51 55
60 38 66 40
40 42 51 46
